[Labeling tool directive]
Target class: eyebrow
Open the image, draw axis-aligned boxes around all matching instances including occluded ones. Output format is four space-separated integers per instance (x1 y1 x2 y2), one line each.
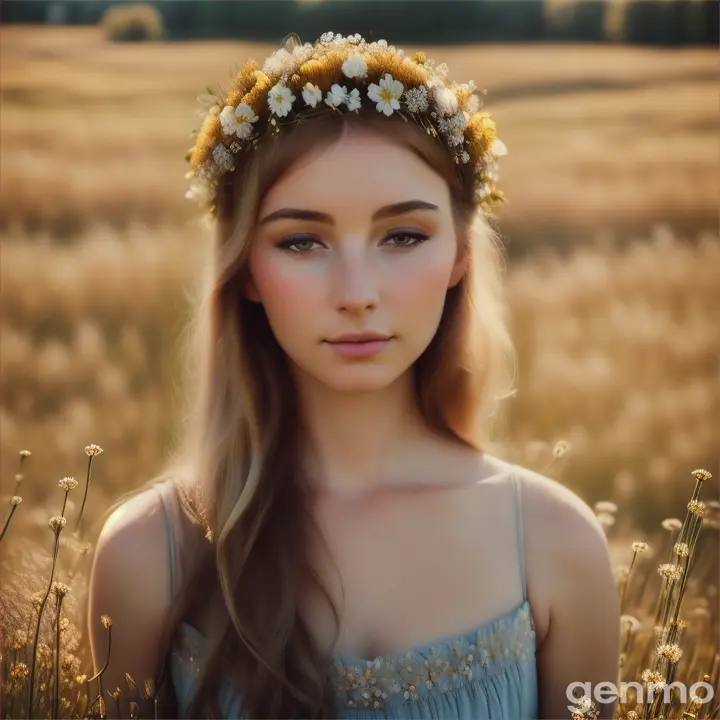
257 199 439 226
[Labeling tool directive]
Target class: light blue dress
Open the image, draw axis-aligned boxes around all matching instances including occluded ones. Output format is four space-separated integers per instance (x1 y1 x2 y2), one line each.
155 472 539 719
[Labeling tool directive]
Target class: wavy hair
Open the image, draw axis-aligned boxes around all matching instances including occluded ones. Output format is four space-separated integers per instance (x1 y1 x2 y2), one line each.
108 107 517 718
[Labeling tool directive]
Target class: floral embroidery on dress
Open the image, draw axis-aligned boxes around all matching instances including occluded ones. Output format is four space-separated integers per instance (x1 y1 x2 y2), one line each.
171 602 536 713
329 602 536 711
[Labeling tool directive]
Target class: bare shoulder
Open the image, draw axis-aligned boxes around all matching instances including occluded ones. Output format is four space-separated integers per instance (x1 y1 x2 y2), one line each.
87 482 175 715
511 464 616 641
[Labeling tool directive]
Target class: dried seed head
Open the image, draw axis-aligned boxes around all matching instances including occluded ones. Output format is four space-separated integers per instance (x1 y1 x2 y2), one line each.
673 618 688 629
673 542 691 557
596 512 615 529
85 444 104 457
10 662 30 680
76 674 87 685
658 563 683 581
594 501 618 514
31 591 44 611
101 615 113 629
49 515 67 533
641 669 666 686
58 476 78 491
552 440 571 458
632 541 649 553
687 500 706 517
19 450 31 458
657 643 683 663
661 518 683 532
51 582 70 599
59 617 70 632
10 496 22 506
11 630 28 649
692 469 712 482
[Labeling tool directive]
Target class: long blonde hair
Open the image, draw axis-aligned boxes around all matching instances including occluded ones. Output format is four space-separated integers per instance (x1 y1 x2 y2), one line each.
110 107 516 718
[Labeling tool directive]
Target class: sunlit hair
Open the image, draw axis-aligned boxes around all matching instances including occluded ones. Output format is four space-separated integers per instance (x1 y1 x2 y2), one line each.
108 106 517 718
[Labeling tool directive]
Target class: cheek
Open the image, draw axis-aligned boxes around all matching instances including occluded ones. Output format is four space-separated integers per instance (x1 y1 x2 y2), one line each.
385 244 456 311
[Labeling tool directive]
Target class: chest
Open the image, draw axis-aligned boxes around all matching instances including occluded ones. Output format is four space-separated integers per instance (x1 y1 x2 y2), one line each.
302 483 521 660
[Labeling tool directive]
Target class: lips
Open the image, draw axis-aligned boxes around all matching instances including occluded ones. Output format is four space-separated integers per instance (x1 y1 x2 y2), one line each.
325 333 391 344
323 334 393 359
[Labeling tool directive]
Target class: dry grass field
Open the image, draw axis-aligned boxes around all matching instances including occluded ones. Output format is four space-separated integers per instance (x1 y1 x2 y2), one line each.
0 25 718 719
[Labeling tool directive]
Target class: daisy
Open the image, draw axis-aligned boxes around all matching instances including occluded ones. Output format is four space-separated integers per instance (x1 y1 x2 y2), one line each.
268 84 296 118
219 103 258 140
367 74 404 116
302 82 322 108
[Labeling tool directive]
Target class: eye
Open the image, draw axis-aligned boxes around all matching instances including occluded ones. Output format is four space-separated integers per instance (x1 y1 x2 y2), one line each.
276 235 322 253
383 230 430 248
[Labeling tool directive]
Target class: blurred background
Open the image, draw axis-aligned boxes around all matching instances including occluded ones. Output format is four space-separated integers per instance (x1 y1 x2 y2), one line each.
1 0 718 540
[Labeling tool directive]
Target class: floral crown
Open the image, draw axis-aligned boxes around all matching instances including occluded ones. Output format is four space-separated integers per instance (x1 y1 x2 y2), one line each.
185 32 507 219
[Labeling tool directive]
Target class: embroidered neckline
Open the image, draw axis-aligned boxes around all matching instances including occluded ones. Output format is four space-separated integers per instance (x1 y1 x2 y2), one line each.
173 599 536 711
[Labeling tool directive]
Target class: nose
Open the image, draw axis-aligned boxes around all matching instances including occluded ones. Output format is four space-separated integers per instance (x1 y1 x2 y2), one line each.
332 246 379 316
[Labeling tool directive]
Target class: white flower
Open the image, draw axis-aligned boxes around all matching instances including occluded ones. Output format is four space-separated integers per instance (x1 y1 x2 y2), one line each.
342 53 367 79
404 85 429 113
434 62 450 79
347 33 364 45
490 138 508 157
267 83 296 117
431 86 458 116
302 82 322 107
367 73 404 116
466 94 482 113
437 112 467 147
263 48 292 76
320 31 335 43
325 84 348 107
292 43 314 65
219 103 258 139
212 143 234 172
346 88 362 111
324 84 361 111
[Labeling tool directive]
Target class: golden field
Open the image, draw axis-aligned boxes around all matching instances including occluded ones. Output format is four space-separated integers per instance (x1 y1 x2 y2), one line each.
0 26 717 528
0 25 719 719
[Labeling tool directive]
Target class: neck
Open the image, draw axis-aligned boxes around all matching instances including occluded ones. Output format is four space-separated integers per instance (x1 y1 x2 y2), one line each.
295 370 430 498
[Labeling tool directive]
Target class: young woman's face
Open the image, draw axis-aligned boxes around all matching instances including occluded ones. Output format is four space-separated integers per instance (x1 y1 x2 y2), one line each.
247 130 466 393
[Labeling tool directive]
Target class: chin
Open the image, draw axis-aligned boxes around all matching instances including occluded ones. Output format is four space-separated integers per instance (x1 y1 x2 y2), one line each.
310 364 405 394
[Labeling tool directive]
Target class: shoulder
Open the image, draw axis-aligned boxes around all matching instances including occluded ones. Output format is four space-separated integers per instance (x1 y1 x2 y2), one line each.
510 464 617 637
87 482 175 664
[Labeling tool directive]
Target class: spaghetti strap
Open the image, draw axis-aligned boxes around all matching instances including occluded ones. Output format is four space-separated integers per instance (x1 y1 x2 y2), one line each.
153 480 178 599
510 472 528 601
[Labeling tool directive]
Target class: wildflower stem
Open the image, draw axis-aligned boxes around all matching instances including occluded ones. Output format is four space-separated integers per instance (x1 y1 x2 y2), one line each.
53 593 64 720
75 455 93 535
0 503 19 544
27 530 62 719
88 623 112 719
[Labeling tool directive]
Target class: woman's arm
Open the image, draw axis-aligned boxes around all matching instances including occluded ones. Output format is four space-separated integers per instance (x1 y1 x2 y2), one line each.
524 472 622 720
87 488 173 719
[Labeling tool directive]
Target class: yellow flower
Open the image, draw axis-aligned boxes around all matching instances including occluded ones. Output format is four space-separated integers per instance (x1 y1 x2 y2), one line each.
656 643 682 663
691 468 712 482
242 71 273 109
673 542 690 557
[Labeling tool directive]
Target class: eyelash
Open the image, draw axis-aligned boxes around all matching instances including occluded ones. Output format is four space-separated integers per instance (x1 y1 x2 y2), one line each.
276 230 430 253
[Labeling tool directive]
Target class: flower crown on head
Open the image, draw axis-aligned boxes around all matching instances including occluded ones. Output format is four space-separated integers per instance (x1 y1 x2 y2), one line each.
185 31 508 219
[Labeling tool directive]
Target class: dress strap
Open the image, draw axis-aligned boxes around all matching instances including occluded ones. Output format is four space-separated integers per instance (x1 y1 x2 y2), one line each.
510 472 528 602
153 480 178 599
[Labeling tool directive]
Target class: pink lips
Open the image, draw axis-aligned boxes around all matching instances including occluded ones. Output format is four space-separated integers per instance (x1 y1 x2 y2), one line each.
324 334 392 359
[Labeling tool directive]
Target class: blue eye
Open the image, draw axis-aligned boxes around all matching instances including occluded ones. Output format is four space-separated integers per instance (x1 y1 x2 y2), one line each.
276 235 320 253
383 231 430 248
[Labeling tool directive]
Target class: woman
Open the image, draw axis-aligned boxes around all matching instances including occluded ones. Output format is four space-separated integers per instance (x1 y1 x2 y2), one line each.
87 32 620 720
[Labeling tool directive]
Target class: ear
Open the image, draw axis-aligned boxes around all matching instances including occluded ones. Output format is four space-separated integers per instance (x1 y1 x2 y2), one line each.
448 239 469 288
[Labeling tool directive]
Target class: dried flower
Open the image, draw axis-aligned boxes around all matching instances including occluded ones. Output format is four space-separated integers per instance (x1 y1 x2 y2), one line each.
58 476 78 491
656 643 683 663
691 468 712 482
658 563 684 581
19 450 32 458
641 669 666 686
49 515 67 533
552 440 571 458
631 541 649 553
10 662 30 680
673 542 691 557
596 512 615 529
51 582 70 599
101 615 113 629
687 500 706 516
661 518 683 532
85 444 103 457
10 495 22 506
